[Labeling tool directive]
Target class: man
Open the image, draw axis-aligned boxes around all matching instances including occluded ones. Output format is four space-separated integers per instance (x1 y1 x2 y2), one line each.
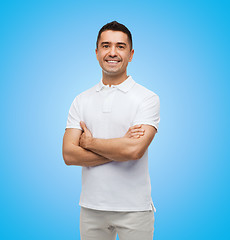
62 21 160 240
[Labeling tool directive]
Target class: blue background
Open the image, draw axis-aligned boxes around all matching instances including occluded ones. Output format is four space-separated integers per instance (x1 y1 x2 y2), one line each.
1 0 229 239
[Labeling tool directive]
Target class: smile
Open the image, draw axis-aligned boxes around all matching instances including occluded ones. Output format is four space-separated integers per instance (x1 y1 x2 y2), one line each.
105 60 120 64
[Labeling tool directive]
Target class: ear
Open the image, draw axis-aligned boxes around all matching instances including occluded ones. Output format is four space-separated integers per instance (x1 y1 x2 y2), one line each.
129 49 134 62
95 48 99 61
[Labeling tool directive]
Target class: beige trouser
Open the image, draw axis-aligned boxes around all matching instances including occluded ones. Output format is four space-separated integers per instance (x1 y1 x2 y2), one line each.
80 205 155 240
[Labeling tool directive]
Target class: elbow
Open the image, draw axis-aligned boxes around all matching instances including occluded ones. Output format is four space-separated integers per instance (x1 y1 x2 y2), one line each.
132 151 144 160
63 152 71 166
129 147 144 160
62 146 83 166
62 148 73 166
64 159 71 166
62 143 69 165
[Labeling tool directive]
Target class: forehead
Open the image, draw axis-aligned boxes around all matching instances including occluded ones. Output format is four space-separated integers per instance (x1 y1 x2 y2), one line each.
99 30 129 44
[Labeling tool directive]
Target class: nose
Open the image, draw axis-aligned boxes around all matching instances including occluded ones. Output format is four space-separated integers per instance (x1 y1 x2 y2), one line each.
109 46 117 57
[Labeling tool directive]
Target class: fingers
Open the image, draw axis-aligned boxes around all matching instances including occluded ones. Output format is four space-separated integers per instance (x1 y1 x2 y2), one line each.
129 124 142 130
130 132 144 138
125 124 145 139
130 128 145 138
131 135 140 139
80 121 87 131
130 128 145 134
129 126 145 138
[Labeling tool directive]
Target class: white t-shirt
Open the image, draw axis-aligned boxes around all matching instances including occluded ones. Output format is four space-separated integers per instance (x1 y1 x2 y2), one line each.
66 76 160 212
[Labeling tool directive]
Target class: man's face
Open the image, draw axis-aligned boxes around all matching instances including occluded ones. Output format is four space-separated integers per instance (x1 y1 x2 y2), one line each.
95 30 134 76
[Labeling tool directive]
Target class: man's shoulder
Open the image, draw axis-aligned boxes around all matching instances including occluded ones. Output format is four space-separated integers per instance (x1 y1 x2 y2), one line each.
132 82 159 99
74 83 98 100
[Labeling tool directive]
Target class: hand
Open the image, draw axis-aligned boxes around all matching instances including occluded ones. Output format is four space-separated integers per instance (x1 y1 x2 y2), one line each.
124 124 145 139
79 121 93 149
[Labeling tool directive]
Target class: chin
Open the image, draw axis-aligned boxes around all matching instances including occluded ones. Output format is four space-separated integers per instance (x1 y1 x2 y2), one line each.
102 68 121 75
103 70 120 76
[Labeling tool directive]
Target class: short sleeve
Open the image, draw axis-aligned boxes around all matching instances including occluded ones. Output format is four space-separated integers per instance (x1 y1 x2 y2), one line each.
66 96 82 130
132 94 160 132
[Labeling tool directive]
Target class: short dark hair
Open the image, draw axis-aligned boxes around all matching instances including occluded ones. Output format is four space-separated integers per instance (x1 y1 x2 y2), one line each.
96 21 133 51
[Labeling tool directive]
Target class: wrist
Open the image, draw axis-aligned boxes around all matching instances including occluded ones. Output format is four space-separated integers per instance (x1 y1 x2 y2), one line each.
86 137 94 150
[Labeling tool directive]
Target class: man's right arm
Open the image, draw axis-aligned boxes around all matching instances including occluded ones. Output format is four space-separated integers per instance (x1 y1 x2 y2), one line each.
62 128 112 167
62 125 145 167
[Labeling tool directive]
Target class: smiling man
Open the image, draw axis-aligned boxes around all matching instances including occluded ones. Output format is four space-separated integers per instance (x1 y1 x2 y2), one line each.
62 21 160 240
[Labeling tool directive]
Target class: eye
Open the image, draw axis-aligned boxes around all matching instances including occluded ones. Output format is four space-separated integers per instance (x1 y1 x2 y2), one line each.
103 45 109 48
118 45 124 49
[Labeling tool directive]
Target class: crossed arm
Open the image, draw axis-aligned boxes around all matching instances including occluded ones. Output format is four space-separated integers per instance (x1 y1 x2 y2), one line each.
62 121 157 167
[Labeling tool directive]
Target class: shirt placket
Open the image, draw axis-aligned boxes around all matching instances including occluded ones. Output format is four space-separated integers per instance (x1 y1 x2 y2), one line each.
102 87 117 113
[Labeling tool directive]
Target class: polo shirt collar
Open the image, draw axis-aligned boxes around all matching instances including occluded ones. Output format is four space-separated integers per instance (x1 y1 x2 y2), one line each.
96 76 135 93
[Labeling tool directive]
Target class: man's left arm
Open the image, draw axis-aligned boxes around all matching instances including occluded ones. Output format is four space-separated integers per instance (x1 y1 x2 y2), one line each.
79 121 157 161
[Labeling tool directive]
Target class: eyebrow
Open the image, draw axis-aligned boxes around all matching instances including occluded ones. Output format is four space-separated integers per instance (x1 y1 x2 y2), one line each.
101 41 127 46
117 42 127 46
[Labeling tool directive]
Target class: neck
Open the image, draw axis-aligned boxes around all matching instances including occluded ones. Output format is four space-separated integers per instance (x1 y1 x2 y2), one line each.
102 71 128 86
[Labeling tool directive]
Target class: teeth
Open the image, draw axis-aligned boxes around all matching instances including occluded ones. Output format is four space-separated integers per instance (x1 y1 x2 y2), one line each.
107 60 119 63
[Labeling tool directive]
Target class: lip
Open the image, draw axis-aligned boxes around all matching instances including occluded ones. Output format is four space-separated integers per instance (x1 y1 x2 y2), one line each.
105 60 121 65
